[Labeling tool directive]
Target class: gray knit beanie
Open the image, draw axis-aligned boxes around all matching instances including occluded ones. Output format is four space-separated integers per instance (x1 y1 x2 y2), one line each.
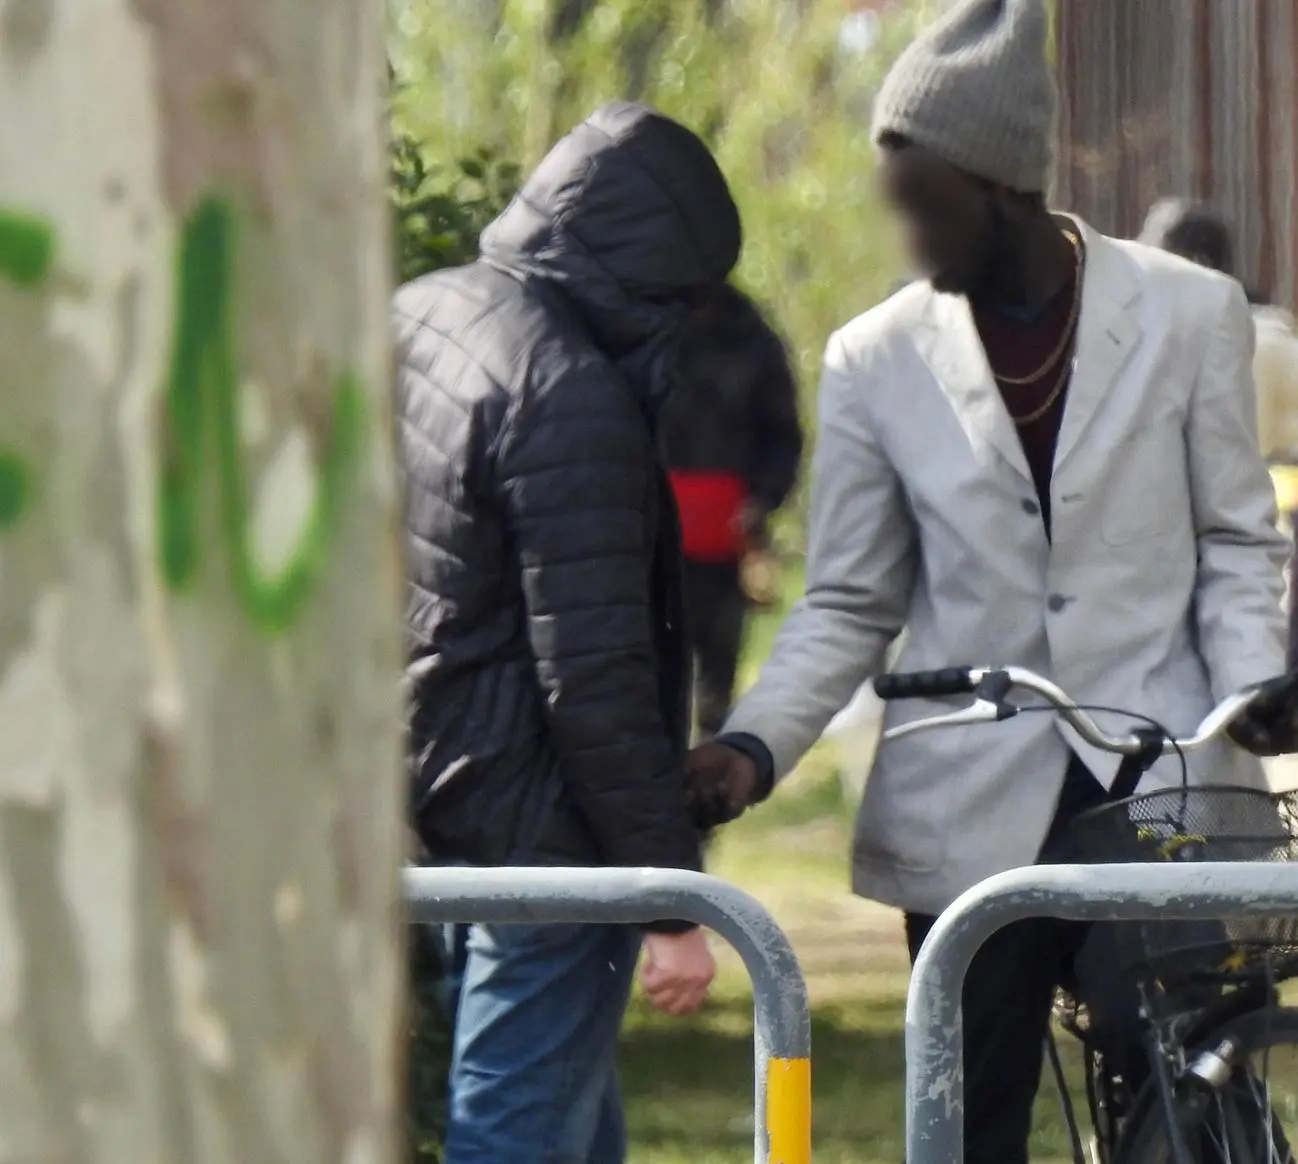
872 0 1056 194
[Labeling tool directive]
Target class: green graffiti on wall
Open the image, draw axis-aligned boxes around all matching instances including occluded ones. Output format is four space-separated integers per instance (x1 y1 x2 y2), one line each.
157 194 367 635
0 207 54 287
0 450 32 530
0 207 51 529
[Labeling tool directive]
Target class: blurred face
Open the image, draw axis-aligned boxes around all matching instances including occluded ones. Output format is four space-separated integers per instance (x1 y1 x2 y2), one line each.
878 139 1006 296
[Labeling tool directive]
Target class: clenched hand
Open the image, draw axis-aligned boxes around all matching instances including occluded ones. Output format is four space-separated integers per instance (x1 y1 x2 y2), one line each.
640 929 716 1015
1229 672 1298 756
686 741 763 830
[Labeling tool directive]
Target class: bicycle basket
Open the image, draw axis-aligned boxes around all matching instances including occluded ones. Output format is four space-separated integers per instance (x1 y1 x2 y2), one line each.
1060 785 1298 983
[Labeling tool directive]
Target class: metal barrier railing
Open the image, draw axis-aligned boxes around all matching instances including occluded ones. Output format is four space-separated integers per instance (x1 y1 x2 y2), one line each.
403 865 812 1164
905 862 1298 1164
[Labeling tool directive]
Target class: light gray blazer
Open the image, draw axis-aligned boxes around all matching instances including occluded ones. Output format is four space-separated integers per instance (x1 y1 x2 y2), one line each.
724 220 1288 915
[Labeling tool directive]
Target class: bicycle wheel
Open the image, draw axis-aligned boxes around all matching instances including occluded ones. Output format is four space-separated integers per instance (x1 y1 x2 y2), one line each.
1116 1006 1298 1164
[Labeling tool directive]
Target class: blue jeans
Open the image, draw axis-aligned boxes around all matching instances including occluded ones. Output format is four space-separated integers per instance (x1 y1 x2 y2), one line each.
435 921 642 1164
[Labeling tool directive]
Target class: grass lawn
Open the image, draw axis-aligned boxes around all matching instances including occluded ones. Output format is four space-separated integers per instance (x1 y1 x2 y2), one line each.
619 589 1090 1163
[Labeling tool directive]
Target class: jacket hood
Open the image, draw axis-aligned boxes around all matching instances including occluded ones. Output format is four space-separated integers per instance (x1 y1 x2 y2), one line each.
479 102 742 361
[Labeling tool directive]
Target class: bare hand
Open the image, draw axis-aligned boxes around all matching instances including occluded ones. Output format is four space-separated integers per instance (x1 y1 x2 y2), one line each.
640 928 716 1016
686 741 762 829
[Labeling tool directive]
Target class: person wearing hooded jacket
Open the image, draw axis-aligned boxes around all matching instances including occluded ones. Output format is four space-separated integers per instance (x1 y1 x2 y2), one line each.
394 102 741 1162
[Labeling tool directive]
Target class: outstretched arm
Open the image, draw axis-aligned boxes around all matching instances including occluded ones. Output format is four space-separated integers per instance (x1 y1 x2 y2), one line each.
721 330 917 780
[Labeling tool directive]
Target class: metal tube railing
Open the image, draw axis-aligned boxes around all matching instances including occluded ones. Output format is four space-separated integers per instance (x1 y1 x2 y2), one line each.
404 866 812 1164
905 862 1298 1164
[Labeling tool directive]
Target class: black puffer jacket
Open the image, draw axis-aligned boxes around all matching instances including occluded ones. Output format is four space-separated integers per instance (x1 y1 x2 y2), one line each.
396 102 741 875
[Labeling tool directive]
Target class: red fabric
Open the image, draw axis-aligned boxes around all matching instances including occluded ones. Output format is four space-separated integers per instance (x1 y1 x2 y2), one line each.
668 470 748 562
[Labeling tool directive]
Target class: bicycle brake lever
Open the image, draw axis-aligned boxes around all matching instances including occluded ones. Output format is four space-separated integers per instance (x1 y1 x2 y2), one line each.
882 698 1017 742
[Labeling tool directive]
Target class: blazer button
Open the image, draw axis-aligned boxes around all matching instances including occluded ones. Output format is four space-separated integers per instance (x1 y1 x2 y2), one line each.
1022 499 1040 516
1047 594 1069 613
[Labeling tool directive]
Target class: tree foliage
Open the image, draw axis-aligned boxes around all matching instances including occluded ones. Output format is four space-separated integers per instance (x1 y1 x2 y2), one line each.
407 922 452 1163
391 135 520 283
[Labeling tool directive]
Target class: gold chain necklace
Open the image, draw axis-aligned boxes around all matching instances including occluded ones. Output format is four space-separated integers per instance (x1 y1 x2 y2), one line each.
993 230 1084 388
1008 353 1072 426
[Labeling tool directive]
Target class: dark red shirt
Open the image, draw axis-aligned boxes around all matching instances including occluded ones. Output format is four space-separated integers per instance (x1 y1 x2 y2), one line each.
972 269 1078 535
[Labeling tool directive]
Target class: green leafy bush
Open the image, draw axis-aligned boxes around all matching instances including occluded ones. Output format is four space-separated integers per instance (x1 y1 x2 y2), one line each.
407 922 451 1163
392 135 520 283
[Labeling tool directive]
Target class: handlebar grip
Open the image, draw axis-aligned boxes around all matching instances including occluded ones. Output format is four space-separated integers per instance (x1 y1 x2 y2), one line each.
873 667 977 700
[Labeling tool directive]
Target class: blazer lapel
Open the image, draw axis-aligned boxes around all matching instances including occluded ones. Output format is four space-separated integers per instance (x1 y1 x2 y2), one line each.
1053 221 1144 472
912 220 1144 484
914 289 1034 483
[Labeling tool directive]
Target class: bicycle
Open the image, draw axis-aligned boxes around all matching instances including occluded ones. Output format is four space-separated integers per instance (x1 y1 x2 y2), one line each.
873 664 1298 1164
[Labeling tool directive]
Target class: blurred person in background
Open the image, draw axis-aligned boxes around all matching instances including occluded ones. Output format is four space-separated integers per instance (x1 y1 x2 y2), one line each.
395 101 741 1164
684 2 1297 1162
1138 198 1298 462
660 285 803 739
1141 198 1298 663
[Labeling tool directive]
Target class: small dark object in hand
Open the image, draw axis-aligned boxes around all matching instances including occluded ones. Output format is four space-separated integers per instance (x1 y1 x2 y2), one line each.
1228 671 1298 756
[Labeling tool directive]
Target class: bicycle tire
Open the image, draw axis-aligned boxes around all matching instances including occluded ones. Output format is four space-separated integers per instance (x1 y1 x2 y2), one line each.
1115 1006 1298 1164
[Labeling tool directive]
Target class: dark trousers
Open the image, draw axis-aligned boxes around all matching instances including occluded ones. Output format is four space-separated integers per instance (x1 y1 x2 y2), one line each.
683 560 748 737
1289 511 1298 669
905 756 1143 1164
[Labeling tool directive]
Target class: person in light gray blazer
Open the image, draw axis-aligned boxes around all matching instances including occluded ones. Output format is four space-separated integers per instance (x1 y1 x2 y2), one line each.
685 2 1295 1163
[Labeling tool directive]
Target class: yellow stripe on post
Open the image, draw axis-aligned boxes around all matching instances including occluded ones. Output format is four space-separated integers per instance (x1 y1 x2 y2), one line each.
765 1056 811 1164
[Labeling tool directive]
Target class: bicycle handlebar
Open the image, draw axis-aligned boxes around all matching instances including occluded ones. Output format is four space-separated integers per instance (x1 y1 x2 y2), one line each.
872 665 1265 755
872 668 979 700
